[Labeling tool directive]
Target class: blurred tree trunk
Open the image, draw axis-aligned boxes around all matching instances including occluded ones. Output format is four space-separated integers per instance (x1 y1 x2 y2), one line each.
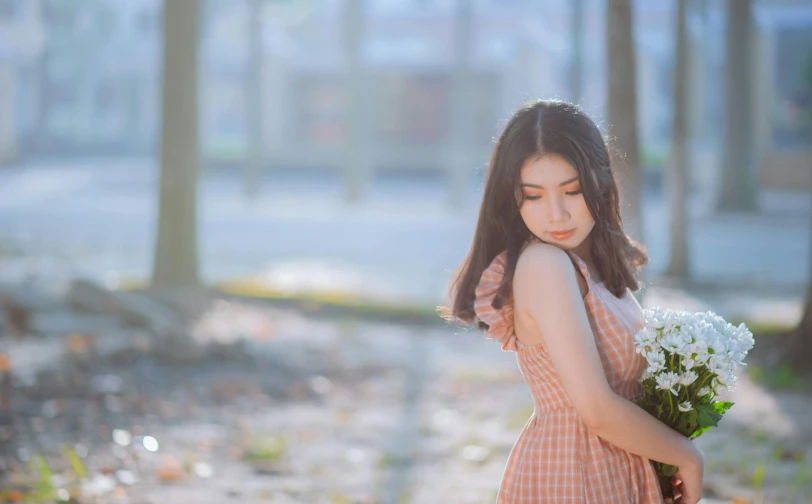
244 0 264 199
718 0 756 212
665 0 690 278
0 67 17 163
448 0 473 208
606 0 642 243
789 32 812 370
35 0 50 152
787 177 812 369
570 0 584 104
343 0 368 202
152 0 201 288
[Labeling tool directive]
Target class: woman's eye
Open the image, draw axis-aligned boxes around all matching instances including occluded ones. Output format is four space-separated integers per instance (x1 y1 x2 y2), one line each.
523 189 580 201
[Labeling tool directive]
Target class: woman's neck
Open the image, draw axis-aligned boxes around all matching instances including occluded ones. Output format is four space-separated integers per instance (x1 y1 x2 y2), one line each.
570 239 602 283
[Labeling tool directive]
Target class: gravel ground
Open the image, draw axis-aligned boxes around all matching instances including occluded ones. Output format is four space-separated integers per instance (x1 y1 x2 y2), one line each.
1 297 810 503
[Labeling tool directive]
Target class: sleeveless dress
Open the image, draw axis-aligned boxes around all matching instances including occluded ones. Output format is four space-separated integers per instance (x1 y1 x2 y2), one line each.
473 248 664 503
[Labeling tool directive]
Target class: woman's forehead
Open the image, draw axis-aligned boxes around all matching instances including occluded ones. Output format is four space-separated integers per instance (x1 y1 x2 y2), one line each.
519 154 578 185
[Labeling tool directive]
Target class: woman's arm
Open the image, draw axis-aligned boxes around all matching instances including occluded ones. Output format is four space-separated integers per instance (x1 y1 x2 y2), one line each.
513 243 703 470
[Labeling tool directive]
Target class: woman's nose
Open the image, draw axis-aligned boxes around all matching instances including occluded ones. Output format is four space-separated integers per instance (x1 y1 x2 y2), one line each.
548 200 568 222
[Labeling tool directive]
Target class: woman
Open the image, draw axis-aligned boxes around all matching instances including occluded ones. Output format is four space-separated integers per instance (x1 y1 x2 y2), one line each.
442 100 704 503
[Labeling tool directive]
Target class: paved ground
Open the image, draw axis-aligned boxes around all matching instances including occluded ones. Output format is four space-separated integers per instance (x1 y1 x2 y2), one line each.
2 296 809 503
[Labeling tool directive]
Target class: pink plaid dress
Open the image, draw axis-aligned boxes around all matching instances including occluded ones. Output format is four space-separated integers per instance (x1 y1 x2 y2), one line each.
474 249 663 503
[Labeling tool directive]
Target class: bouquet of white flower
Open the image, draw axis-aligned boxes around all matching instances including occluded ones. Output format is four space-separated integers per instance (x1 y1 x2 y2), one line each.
633 306 755 499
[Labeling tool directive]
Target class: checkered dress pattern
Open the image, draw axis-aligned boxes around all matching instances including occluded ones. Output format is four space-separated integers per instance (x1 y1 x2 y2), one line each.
474 249 664 503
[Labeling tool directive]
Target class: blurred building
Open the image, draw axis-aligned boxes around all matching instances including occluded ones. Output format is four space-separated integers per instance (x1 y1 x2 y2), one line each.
0 0 46 162
0 0 161 158
0 0 810 192
754 2 812 191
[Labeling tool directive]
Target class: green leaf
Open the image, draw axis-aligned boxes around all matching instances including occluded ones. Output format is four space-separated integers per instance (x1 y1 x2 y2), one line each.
34 454 55 497
64 444 87 479
661 463 678 477
675 411 697 437
695 403 722 428
690 425 712 439
752 461 766 489
713 401 734 415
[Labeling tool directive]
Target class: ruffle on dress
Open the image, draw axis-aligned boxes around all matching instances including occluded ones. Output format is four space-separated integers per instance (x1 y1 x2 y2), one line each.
473 250 522 352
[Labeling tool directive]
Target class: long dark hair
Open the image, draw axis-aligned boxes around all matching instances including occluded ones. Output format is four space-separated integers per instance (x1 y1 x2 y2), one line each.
442 99 648 326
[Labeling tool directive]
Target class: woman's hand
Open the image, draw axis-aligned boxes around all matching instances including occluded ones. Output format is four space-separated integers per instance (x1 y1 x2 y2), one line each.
666 446 705 504
664 474 681 503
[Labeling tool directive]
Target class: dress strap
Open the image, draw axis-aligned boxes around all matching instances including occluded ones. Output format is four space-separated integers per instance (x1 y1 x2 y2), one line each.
564 250 592 286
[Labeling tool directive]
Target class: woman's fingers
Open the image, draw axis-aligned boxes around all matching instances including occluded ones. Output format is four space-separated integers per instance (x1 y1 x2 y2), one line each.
670 476 683 502
665 490 683 502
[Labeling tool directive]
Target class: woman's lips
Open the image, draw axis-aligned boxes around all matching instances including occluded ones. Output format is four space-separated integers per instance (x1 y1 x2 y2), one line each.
549 229 575 240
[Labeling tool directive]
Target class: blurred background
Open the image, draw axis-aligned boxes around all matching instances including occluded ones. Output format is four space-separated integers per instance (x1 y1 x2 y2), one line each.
0 0 810 503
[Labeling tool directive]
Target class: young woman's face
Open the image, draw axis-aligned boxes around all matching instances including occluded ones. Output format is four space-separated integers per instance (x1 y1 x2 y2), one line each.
518 153 595 249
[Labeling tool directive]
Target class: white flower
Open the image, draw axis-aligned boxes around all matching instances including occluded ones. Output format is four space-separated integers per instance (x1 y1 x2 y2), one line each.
678 401 693 412
735 324 755 352
707 358 727 374
661 331 687 354
707 336 727 359
695 324 718 349
634 327 658 354
700 311 729 334
644 307 668 330
717 358 736 373
661 311 687 338
723 336 742 357
716 371 737 390
638 309 752 399
710 354 737 376
713 381 728 396
645 350 666 373
724 323 754 369
678 370 698 387
686 340 709 364
655 371 681 396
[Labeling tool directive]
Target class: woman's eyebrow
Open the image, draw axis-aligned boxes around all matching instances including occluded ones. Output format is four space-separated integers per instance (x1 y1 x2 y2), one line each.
520 176 579 189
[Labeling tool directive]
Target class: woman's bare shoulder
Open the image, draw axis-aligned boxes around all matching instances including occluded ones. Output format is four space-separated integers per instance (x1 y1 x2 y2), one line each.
516 242 573 277
514 242 585 300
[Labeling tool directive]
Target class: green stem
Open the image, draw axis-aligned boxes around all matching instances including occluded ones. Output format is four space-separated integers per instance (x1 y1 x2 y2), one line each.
666 389 675 422
694 372 715 400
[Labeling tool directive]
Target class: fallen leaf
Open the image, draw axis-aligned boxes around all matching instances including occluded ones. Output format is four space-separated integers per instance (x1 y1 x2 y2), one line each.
155 456 185 482
99 465 116 475
65 333 90 354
